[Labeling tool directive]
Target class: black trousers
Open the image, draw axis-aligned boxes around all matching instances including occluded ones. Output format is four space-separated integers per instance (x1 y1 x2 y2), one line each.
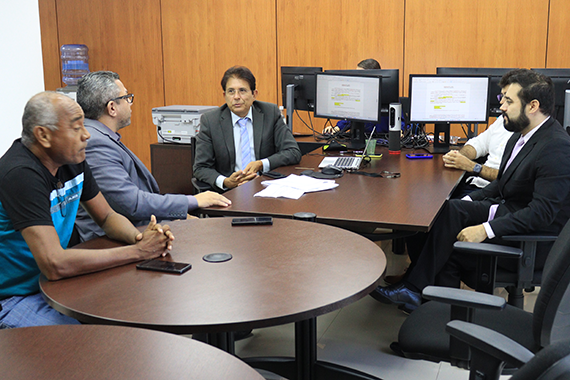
404 199 492 291
404 199 552 291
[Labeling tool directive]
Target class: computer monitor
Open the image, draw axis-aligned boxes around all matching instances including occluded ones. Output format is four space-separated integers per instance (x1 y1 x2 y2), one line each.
436 67 515 116
409 74 491 153
280 66 323 111
325 69 399 112
531 68 570 126
314 72 382 149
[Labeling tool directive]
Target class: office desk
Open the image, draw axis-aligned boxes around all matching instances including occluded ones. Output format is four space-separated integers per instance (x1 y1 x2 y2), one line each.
203 147 463 233
40 218 386 380
0 324 263 379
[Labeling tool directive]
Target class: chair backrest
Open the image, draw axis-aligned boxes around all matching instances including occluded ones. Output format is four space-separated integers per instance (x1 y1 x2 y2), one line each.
532 218 570 347
510 339 570 380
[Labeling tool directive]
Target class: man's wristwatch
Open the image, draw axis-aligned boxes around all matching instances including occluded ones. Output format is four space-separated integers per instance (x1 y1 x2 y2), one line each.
473 163 483 176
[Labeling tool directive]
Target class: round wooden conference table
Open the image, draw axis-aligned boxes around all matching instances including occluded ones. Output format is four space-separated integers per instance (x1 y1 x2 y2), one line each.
40 218 386 380
0 324 264 379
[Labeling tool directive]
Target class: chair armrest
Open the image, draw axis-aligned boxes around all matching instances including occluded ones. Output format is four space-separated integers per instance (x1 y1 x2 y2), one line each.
423 286 506 311
502 233 558 242
446 320 534 368
453 241 523 258
191 177 214 193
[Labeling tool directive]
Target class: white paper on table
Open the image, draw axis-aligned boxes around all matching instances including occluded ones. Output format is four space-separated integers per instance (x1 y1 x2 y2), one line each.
254 174 338 199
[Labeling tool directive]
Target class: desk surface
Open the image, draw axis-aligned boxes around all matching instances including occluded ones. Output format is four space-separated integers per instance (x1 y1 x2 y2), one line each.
40 218 385 334
203 146 463 232
0 325 263 379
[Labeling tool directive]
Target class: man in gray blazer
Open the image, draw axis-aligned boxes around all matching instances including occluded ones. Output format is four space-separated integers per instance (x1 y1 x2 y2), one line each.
373 69 570 313
193 66 301 191
74 71 230 242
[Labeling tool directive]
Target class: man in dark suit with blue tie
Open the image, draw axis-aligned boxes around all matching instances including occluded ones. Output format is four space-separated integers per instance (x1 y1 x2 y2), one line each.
193 66 301 192
373 69 570 313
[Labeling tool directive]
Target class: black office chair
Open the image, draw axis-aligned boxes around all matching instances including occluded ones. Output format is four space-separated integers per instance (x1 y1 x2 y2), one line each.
446 325 570 380
190 136 214 193
455 233 557 308
391 218 570 371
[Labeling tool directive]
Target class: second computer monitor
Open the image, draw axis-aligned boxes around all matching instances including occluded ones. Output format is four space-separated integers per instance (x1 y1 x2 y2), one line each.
409 74 491 124
437 67 515 116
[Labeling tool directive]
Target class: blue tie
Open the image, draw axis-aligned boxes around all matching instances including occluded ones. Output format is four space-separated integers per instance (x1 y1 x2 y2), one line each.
238 117 252 169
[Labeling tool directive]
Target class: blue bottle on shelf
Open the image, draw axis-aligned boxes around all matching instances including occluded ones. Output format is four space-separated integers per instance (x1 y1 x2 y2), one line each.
61 44 89 86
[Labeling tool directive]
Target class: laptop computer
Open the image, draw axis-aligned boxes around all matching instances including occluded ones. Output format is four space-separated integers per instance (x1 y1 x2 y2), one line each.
318 127 376 170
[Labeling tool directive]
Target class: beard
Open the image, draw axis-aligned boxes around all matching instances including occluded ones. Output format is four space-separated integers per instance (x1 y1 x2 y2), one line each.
117 116 131 131
502 108 530 133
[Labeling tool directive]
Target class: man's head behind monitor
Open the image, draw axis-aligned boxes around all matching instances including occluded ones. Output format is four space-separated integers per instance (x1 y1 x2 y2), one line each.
357 58 381 70
221 66 258 118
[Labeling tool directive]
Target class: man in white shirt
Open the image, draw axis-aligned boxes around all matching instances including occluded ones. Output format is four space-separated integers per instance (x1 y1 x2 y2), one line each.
442 116 513 197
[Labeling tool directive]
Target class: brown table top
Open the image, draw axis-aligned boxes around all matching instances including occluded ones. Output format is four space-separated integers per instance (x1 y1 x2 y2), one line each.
0 325 263 380
40 218 385 334
203 146 463 232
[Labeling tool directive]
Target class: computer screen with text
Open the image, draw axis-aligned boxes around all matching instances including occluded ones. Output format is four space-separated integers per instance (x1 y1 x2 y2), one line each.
314 73 381 123
409 75 490 124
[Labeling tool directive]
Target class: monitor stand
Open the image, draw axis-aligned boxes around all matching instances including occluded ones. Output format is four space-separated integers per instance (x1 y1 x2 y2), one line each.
346 121 366 150
285 84 295 132
424 123 450 154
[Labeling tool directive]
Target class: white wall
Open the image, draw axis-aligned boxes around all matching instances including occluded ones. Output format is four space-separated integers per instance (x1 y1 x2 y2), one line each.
0 1 45 155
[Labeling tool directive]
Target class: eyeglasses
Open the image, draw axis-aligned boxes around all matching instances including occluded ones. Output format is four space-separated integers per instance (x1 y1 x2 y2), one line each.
497 93 504 102
108 93 135 104
225 88 250 96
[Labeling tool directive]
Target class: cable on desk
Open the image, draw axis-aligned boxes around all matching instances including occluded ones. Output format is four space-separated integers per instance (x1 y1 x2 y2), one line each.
401 123 429 150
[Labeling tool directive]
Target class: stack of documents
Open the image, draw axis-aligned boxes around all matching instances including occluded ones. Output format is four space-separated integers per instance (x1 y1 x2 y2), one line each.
254 174 339 199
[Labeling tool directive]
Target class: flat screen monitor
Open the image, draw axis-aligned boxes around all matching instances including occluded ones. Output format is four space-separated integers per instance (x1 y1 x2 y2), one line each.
437 67 515 116
409 74 491 124
314 72 382 149
314 72 382 123
280 66 323 111
324 69 399 112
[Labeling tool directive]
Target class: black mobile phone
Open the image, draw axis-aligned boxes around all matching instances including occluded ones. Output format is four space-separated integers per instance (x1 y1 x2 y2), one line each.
261 171 286 179
231 217 274 226
406 153 433 159
136 259 192 274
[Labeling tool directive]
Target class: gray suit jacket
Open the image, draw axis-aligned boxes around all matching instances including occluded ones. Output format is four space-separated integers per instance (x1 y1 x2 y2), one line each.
75 119 188 241
193 101 301 191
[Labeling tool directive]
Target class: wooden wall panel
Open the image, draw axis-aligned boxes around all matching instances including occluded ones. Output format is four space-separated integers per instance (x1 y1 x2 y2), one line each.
545 0 570 68
51 0 164 168
40 0 562 156
39 0 61 91
404 0 550 94
162 0 277 108
276 0 405 134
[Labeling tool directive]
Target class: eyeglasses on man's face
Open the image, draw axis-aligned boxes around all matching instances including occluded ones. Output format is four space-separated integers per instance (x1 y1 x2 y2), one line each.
108 93 135 104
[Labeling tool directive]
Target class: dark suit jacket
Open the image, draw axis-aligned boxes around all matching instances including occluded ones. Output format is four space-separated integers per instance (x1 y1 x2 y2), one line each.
193 101 301 190
470 117 570 237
